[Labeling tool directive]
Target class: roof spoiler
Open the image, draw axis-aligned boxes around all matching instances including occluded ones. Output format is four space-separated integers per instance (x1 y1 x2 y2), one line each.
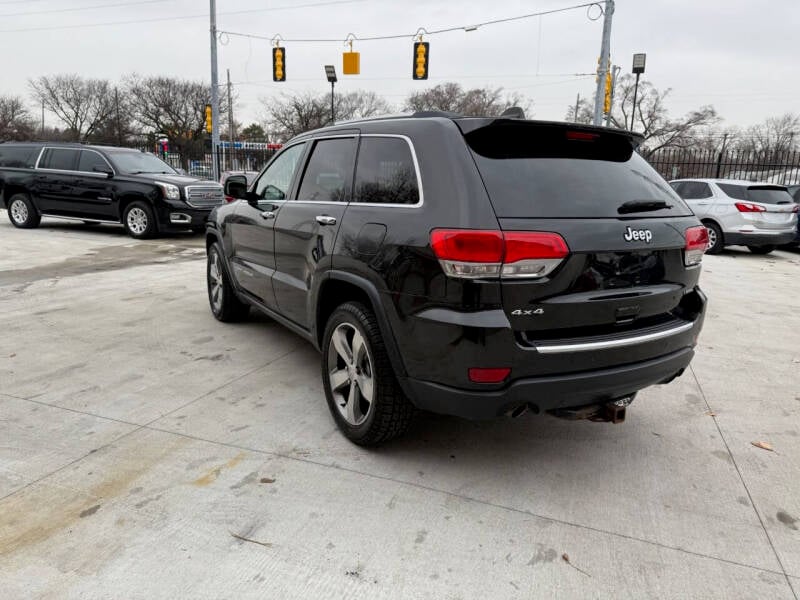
500 106 526 119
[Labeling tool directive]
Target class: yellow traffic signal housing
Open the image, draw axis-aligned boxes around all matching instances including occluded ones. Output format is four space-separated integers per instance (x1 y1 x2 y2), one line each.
603 71 612 114
272 46 286 82
413 41 429 80
343 51 360 75
204 104 212 134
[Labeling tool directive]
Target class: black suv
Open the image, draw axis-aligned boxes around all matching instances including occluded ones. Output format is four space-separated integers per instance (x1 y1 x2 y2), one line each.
0 142 224 238
207 113 708 445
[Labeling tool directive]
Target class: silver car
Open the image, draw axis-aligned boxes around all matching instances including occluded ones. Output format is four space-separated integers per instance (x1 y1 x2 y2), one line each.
669 178 798 254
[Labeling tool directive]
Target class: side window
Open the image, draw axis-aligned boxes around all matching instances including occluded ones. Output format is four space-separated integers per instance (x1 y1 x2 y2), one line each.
0 146 37 168
40 148 80 171
670 182 685 195
254 143 306 201
353 137 420 205
679 181 712 200
296 138 357 202
716 183 747 200
78 150 111 174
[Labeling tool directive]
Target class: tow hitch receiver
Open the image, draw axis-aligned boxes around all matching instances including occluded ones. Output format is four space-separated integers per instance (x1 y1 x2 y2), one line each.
548 395 635 424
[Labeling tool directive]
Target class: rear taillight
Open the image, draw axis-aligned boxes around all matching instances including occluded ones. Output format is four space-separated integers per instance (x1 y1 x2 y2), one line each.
225 195 235 203
684 225 708 267
793 204 799 213
430 229 569 279
735 202 766 213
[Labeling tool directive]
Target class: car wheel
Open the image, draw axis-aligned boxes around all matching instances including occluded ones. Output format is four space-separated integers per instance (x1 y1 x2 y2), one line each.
703 221 723 255
747 245 775 255
322 302 414 446
207 243 249 322
123 201 156 239
7 194 41 229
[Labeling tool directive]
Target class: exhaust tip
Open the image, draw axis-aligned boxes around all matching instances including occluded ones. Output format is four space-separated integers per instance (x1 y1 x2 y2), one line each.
505 404 529 418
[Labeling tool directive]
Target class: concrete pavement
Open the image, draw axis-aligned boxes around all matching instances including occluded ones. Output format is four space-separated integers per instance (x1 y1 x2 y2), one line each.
1 213 798 599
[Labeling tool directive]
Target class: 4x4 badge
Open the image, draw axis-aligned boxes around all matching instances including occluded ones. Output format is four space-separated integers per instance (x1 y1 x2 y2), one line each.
511 308 544 316
623 226 653 243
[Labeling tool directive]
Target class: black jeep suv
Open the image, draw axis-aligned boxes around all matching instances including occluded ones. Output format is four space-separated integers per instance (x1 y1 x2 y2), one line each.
0 142 224 238
206 113 708 445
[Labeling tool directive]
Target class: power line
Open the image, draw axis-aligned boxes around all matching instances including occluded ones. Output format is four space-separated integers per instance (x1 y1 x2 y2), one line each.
0 0 367 33
0 0 174 18
218 2 602 43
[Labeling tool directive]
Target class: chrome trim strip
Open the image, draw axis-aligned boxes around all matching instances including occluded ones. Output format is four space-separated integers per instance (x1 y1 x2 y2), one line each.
534 322 694 354
38 214 120 224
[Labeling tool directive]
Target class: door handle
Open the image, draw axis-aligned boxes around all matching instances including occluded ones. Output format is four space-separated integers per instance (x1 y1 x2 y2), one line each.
315 215 337 226
260 211 276 220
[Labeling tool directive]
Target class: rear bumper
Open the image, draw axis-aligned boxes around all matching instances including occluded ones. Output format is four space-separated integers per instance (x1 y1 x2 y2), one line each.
405 347 694 419
724 230 796 247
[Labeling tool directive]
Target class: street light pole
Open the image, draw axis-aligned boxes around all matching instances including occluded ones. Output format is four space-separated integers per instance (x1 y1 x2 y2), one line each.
209 0 220 181
630 53 646 131
324 65 337 125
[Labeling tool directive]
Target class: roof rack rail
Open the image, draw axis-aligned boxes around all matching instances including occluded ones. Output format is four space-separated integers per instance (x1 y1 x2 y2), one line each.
411 110 462 119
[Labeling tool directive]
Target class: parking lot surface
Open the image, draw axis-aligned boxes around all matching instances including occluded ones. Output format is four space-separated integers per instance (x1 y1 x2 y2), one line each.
1 213 798 599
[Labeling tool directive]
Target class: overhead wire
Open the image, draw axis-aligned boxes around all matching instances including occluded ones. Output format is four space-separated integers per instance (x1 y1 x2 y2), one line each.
0 0 174 18
0 0 367 33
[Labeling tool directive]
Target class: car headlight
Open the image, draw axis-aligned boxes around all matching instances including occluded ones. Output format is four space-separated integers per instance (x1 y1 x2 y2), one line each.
155 182 181 201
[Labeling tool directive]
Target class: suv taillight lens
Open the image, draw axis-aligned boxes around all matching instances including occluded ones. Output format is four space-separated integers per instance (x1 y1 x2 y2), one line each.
735 202 766 213
684 226 708 266
430 229 569 279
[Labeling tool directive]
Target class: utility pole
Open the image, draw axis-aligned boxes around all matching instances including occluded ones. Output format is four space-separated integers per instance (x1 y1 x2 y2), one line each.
574 93 580 122
593 0 614 126
114 87 122 146
40 101 45 137
226 69 235 171
209 0 221 181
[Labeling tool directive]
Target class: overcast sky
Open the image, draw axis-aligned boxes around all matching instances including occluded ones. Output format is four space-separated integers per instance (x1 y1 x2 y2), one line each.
1 0 797 132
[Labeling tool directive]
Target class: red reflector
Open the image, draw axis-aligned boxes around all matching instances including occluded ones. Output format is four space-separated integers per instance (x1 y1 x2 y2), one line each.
468 367 511 383
566 131 600 141
685 225 708 251
225 195 235 203
430 229 504 263
504 232 569 263
735 202 766 213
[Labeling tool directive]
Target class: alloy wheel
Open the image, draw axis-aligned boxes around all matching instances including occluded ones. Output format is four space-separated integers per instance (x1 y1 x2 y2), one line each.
10 199 28 224
208 251 223 313
327 322 375 426
127 207 148 235
705 226 717 252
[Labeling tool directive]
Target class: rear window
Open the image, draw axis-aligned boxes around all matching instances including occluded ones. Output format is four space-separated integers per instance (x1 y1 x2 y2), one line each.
0 145 38 168
464 122 690 218
746 186 793 205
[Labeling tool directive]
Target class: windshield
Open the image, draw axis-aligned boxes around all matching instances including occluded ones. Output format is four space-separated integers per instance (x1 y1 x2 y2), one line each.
107 151 176 175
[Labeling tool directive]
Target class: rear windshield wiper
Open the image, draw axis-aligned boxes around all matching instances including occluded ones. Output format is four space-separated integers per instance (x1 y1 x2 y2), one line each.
618 200 673 214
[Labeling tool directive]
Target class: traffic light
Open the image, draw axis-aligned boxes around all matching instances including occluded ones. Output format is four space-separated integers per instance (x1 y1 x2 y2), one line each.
603 71 612 114
204 104 212 134
413 41 429 80
272 46 286 82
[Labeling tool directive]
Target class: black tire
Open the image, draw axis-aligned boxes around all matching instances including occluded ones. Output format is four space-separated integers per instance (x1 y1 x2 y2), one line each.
6 193 41 229
748 245 775 255
703 221 724 255
122 201 156 239
207 243 249 322
321 301 414 446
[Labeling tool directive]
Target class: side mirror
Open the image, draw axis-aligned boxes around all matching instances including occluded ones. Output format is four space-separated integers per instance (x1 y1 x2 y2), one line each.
224 175 248 200
94 165 114 178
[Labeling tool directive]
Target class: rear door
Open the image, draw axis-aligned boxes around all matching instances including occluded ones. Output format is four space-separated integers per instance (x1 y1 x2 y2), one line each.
34 148 81 215
272 136 357 328
460 121 702 345
674 180 716 218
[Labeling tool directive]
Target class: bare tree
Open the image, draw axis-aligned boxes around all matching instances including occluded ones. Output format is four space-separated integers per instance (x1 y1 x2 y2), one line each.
264 90 392 141
0 95 36 141
404 83 531 116
564 96 593 124
29 75 117 141
735 113 799 157
125 74 229 157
